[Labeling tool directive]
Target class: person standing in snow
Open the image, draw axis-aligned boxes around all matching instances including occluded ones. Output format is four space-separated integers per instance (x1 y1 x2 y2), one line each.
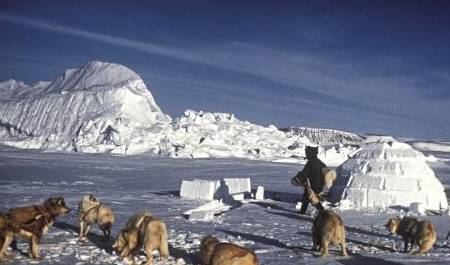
291 146 326 214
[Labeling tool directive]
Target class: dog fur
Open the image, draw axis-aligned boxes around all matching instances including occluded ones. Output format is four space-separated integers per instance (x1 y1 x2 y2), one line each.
322 168 337 189
78 194 115 240
112 211 169 265
4 197 70 259
0 212 33 261
200 235 259 265
312 210 348 257
304 180 347 257
385 216 436 255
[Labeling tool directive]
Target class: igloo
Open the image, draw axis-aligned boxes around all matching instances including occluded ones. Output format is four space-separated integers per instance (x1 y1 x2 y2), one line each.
329 137 448 211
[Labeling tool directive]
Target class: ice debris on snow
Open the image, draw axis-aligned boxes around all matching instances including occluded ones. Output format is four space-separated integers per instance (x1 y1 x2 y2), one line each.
329 137 448 211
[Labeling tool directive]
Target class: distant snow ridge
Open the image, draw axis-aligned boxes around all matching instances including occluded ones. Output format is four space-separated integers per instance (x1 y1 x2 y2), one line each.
281 127 364 146
0 61 357 164
329 137 448 211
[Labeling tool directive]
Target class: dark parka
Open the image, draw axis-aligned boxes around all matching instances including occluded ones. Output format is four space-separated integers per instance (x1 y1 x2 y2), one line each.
292 146 326 193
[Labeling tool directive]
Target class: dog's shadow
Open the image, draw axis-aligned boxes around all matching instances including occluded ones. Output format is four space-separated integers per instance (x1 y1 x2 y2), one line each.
216 228 314 255
54 221 114 254
218 228 402 264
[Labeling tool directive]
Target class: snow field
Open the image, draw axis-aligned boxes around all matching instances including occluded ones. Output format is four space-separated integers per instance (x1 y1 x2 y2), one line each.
2 147 450 264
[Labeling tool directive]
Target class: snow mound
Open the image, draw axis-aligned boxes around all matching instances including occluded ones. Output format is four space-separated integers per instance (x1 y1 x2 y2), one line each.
0 61 169 151
329 137 448 211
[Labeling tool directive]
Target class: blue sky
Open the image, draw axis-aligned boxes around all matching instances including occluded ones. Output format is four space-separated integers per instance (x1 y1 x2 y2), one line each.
0 1 449 140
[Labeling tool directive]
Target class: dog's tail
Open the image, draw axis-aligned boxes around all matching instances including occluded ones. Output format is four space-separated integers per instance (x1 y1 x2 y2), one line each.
158 221 169 258
424 222 436 241
145 220 169 259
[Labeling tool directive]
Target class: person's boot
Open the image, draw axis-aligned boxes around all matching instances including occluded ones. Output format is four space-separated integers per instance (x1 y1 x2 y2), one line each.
298 201 309 214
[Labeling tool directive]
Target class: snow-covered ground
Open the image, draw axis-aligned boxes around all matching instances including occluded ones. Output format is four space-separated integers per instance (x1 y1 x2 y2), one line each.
2 143 450 265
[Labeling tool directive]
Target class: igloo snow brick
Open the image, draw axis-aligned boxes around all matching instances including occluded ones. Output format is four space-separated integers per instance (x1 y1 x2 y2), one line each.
180 180 220 200
180 178 251 201
223 178 251 201
329 137 448 211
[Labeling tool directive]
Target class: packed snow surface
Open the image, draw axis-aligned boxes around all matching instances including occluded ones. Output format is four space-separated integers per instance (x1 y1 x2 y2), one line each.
1 145 450 265
329 137 448 211
0 61 357 165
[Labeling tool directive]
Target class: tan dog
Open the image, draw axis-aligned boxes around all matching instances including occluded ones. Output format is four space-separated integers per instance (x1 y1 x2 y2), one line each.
386 216 436 254
6 197 71 259
113 212 169 265
304 180 347 257
312 210 348 257
78 194 115 240
200 236 259 265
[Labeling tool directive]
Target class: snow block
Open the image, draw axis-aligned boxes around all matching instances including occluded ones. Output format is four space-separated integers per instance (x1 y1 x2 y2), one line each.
409 202 426 215
188 210 214 221
224 178 251 194
255 186 265 200
180 180 220 200
223 178 251 201
180 178 252 202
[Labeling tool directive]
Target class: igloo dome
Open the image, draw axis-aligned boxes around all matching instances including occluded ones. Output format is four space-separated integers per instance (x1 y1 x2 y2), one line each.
329 137 448 211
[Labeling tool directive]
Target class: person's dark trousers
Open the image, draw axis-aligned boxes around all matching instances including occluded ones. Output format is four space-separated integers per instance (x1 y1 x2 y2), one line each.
299 193 324 214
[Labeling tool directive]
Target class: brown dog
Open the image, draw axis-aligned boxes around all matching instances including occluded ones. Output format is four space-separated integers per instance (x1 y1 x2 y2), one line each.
304 180 347 257
113 212 169 265
6 197 71 259
312 210 348 257
78 194 115 240
386 216 436 255
200 236 259 265
0 212 33 261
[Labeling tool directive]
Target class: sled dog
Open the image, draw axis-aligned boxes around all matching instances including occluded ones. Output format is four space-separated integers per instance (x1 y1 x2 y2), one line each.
78 194 115 240
5 197 70 259
113 211 169 265
0 212 33 261
200 235 259 265
386 216 436 254
304 180 348 257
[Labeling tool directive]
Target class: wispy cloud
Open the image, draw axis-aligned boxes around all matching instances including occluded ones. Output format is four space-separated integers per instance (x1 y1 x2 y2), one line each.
0 13 203 65
0 13 445 131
